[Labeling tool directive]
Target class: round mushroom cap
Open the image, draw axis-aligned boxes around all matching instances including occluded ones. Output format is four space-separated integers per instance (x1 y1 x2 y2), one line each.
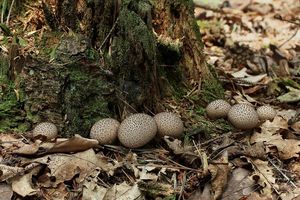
154 112 184 138
228 104 259 129
33 122 58 140
256 105 276 121
206 99 231 119
90 118 120 145
118 113 157 148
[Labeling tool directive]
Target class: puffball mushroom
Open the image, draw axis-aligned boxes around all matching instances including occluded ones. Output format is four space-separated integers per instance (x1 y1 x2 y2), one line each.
118 113 157 148
90 118 120 145
256 105 276 121
33 122 58 140
154 112 184 138
206 99 231 119
228 104 259 129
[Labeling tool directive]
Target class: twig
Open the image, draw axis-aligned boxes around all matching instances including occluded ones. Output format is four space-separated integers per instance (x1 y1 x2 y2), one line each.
178 171 186 200
278 28 299 48
6 0 15 25
98 17 119 51
267 157 297 189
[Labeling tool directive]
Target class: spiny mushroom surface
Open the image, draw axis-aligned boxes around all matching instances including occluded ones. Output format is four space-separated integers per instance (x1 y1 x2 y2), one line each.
228 104 259 129
154 112 184 138
33 122 58 140
206 99 231 119
256 105 276 121
90 118 120 145
118 113 157 148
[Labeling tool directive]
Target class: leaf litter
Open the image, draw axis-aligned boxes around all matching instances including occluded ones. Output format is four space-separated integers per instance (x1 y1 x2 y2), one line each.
0 0 299 199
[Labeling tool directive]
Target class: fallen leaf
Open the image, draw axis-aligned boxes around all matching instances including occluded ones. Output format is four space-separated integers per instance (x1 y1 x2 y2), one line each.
0 183 13 200
32 149 115 187
209 151 229 200
46 134 99 153
0 164 24 182
277 86 300 103
83 180 108 200
266 139 300 160
222 168 256 200
104 182 143 200
11 166 41 197
247 158 277 197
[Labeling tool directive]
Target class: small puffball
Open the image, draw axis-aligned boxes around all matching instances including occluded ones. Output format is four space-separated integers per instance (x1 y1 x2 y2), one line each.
206 99 231 119
228 104 259 129
154 112 184 138
33 122 58 140
118 113 157 148
90 118 120 145
256 105 276 121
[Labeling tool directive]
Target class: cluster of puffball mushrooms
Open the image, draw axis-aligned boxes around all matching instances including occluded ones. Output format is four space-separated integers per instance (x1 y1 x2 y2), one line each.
206 99 276 129
32 100 276 149
32 112 184 149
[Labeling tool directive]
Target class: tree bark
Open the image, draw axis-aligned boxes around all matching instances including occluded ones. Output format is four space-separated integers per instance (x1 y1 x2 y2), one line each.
0 0 222 136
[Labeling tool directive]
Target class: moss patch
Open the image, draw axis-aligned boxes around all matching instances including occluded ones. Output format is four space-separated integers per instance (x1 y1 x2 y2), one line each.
0 55 26 132
63 65 113 137
200 64 224 103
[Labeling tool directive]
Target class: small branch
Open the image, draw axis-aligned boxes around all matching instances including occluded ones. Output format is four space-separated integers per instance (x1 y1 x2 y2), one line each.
6 0 15 25
267 157 297 189
98 17 119 51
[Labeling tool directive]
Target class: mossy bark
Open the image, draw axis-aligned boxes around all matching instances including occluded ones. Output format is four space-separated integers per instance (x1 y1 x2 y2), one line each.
0 0 223 136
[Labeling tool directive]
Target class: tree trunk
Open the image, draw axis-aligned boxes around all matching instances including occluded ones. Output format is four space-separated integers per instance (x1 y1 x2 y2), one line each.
0 0 222 136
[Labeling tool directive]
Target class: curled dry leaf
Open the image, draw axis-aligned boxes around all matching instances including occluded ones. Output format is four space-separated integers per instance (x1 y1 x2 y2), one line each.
46 134 99 153
11 166 42 197
222 168 255 200
246 158 277 197
83 179 107 200
0 165 24 182
209 151 229 200
0 183 13 200
13 134 99 155
266 139 300 160
31 149 115 187
103 182 143 200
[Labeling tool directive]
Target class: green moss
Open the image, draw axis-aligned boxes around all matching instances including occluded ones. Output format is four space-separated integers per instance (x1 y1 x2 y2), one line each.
111 3 156 70
63 65 112 137
184 117 232 140
0 56 26 132
201 64 224 103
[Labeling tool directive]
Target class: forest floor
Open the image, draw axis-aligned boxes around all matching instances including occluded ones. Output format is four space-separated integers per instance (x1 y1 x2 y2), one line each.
0 0 299 199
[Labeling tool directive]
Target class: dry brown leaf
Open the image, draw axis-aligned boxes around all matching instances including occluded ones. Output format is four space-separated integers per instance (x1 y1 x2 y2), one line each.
248 158 277 197
188 184 212 200
82 180 108 200
279 188 300 200
12 135 98 155
11 166 42 197
288 160 300 181
222 168 256 200
0 134 24 150
46 134 99 153
32 149 115 187
243 142 267 159
266 139 300 160
43 183 69 200
137 166 158 181
103 182 143 200
0 164 24 182
291 121 300 133
12 140 41 155
250 114 288 144
163 136 193 155
209 151 229 200
0 183 13 200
